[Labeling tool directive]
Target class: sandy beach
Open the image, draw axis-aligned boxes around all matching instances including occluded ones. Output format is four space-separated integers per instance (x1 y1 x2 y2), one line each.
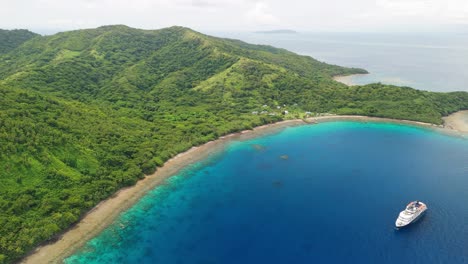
443 110 468 133
21 114 467 264
333 74 368 86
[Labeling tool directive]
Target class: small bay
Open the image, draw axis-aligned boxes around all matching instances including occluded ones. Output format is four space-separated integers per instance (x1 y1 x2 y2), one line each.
211 32 468 92
66 122 468 264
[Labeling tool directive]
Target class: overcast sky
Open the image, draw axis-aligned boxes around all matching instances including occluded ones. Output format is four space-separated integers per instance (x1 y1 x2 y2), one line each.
1 0 468 33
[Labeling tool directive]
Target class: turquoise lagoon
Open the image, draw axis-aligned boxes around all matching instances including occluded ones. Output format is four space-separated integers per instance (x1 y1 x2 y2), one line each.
66 122 468 263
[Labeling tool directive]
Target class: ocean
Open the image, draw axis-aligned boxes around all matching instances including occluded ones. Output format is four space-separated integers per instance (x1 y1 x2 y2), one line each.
66 122 468 264
209 32 468 92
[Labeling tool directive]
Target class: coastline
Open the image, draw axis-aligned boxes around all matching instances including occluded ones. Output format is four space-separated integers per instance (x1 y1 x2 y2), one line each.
21 114 467 264
442 110 468 133
333 74 368 86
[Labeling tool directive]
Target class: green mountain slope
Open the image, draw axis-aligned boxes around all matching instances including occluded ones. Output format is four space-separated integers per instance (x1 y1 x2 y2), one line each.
0 25 466 263
0 29 39 55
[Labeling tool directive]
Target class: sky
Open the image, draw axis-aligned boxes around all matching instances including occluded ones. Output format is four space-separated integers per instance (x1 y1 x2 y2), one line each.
1 0 468 33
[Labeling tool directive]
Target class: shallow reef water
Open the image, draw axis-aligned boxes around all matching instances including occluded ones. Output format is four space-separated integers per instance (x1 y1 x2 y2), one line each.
66 122 468 264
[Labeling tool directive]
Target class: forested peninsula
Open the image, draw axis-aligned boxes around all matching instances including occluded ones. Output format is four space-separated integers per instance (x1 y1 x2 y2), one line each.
0 25 467 263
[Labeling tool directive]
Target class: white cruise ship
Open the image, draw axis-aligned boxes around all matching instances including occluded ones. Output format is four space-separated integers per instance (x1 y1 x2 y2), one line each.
395 201 427 228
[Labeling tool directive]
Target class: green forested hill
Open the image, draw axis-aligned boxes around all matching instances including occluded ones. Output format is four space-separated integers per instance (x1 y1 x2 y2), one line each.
0 29 38 55
0 25 467 263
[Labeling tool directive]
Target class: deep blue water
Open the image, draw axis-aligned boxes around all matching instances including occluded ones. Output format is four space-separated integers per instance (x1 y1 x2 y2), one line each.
66 122 468 264
209 32 468 92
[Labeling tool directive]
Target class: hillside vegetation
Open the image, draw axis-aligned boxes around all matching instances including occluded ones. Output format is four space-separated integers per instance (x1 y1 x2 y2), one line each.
0 29 38 55
0 25 466 263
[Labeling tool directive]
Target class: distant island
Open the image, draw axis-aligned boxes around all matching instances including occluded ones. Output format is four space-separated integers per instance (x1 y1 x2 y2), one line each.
0 25 467 264
254 29 298 34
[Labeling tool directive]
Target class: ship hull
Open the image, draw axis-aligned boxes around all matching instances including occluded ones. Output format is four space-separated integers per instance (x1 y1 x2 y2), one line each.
395 202 427 228
395 208 426 228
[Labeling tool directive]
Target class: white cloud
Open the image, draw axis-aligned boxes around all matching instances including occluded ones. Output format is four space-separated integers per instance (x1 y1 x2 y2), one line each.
375 0 436 16
0 0 466 32
246 2 280 25
188 0 225 8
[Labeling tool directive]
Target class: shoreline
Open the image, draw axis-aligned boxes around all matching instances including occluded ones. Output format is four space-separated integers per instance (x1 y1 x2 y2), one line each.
333 73 369 86
21 114 467 264
442 110 468 133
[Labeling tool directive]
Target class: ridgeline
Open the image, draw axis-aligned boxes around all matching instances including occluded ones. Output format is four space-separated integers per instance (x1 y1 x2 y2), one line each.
0 29 38 55
0 25 467 263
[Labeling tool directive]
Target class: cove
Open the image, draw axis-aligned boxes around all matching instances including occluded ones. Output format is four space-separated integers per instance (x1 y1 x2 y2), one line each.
65 122 468 264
